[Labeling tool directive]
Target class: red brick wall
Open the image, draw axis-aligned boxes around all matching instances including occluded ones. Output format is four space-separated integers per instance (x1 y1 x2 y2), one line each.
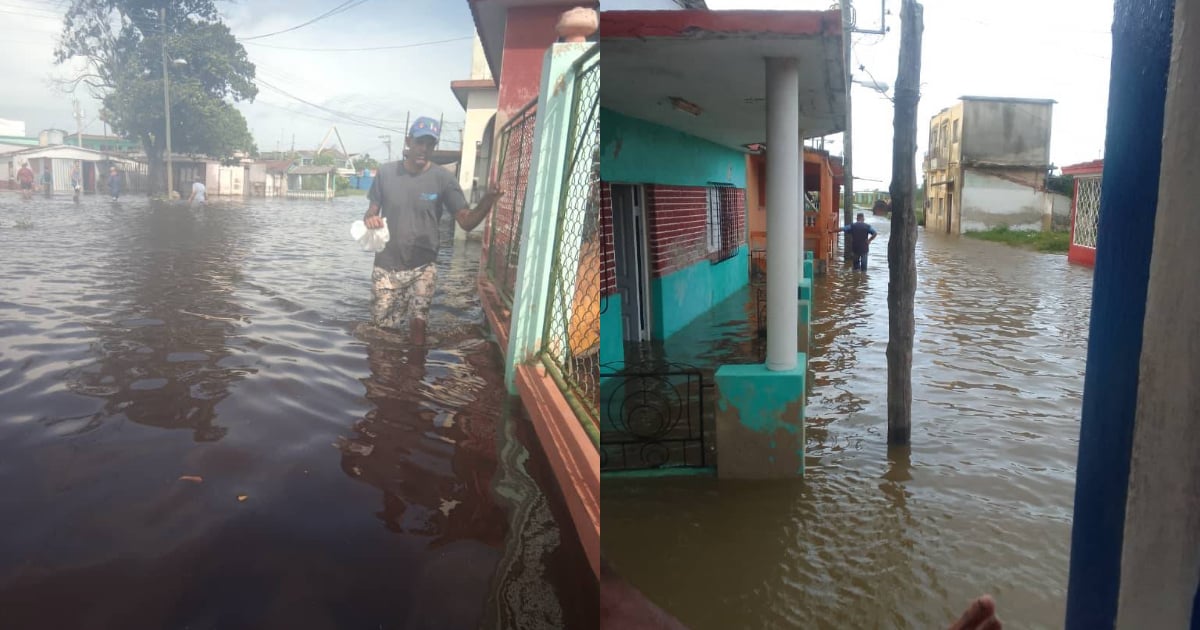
600 183 747 293
601 184 615 298
646 184 745 277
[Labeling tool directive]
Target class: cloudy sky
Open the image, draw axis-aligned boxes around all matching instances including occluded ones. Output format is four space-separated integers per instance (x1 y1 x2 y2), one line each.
2 0 1112 182
0 0 479 160
705 0 1113 187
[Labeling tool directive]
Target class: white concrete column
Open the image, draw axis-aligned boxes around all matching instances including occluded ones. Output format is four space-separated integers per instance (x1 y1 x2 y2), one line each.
1115 0 1200 626
765 57 800 371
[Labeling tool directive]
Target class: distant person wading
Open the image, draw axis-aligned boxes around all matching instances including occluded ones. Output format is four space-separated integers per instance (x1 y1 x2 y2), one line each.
832 212 879 271
362 116 504 346
107 166 122 201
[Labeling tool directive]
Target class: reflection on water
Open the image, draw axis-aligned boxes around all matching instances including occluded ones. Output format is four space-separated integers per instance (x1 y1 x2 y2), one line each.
602 218 1093 629
0 194 592 629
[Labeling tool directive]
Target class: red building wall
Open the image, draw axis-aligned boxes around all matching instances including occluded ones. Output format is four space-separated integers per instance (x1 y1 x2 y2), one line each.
497 7 564 122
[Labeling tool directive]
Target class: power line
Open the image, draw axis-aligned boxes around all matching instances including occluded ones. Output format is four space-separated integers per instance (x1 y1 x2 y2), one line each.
255 72 464 131
241 0 369 41
243 35 473 52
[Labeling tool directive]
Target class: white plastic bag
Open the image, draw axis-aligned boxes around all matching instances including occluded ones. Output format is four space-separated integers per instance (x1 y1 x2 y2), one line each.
350 218 389 253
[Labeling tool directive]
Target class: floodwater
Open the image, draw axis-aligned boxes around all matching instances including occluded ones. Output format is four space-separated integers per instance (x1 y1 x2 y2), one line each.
602 216 1094 629
0 192 594 629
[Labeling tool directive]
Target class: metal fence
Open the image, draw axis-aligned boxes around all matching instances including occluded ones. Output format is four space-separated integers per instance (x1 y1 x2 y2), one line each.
600 363 713 471
486 98 538 306
541 45 600 428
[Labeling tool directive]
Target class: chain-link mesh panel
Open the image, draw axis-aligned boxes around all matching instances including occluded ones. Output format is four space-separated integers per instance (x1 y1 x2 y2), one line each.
487 99 538 305
542 46 600 425
1073 175 1101 249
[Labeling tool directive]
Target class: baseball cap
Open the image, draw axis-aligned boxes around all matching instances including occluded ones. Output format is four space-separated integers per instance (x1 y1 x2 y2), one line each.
409 116 441 141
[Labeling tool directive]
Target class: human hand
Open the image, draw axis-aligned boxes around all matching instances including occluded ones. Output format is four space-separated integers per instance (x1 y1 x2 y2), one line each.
365 215 384 229
484 183 505 201
948 595 1001 630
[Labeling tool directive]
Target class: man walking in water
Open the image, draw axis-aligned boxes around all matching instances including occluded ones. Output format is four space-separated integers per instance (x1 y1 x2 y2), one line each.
188 176 206 205
362 116 503 346
832 212 878 270
16 162 35 199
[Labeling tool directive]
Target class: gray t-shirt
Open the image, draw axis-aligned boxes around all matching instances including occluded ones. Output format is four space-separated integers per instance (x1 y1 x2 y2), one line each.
368 162 468 271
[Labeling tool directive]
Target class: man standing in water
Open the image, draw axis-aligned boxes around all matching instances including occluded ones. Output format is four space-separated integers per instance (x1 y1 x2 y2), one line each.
832 212 878 270
41 167 52 198
70 163 82 202
362 116 503 345
107 166 122 201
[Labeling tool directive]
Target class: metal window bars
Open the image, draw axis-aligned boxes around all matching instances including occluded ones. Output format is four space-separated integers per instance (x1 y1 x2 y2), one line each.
707 183 742 264
541 45 601 432
486 98 539 307
1073 175 1101 249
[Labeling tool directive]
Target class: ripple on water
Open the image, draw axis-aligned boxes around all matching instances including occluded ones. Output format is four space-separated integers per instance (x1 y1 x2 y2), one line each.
0 195 584 627
604 225 1091 629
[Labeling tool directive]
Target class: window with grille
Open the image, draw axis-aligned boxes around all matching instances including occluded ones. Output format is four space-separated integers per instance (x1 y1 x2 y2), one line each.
706 183 740 263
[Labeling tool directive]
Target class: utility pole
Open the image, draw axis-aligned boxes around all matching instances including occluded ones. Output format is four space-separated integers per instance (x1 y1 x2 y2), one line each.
886 0 923 445
841 0 855 261
161 6 174 199
379 134 392 162
73 98 83 147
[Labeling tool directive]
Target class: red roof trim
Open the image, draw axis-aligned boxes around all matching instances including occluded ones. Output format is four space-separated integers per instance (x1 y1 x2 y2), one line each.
1062 159 1104 176
601 10 841 40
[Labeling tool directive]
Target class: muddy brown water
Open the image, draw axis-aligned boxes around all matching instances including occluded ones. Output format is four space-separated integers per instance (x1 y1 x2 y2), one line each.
602 216 1093 629
0 193 594 629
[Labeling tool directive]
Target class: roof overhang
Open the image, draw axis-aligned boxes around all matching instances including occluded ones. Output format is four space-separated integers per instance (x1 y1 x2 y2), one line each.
451 78 497 109
468 0 592 81
1061 159 1104 176
1 145 115 160
601 10 846 151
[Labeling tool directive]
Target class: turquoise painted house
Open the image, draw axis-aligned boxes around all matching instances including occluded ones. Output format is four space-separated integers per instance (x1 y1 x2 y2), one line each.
600 107 750 364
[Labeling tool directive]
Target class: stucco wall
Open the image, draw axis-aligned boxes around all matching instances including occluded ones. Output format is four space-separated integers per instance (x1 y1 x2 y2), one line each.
599 108 747 188
960 168 1046 231
962 100 1053 167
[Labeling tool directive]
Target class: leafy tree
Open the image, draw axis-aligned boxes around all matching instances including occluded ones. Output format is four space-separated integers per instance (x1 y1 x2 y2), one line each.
353 154 378 172
1046 173 1074 197
55 0 257 195
313 152 337 167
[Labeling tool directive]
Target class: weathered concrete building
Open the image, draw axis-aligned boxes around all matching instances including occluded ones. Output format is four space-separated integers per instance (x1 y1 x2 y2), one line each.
923 96 1059 234
449 35 498 241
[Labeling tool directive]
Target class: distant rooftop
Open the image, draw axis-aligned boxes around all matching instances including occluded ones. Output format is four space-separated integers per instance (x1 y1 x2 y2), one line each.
960 95 1058 105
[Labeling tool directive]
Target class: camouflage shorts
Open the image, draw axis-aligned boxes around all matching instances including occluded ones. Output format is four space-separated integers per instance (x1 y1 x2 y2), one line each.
371 264 437 329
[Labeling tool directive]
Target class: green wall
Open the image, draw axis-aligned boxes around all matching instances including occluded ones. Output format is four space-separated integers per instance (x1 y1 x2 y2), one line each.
600 108 747 188
650 246 748 341
599 294 624 367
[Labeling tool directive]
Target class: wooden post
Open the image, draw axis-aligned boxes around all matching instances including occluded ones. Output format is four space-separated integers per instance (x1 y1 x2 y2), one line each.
886 0 922 445
840 0 855 261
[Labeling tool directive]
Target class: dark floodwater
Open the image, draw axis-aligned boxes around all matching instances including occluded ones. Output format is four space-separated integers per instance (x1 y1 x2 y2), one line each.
602 216 1094 629
0 193 593 629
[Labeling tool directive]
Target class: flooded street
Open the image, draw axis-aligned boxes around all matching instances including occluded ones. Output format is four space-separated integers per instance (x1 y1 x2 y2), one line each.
602 216 1094 629
0 193 592 629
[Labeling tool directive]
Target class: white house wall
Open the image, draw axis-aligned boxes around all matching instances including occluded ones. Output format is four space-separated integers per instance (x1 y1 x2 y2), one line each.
459 89 498 202
960 169 1046 231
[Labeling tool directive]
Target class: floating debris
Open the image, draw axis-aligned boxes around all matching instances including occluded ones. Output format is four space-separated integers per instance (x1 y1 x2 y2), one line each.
178 475 203 483
333 436 374 457
237 494 248 502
